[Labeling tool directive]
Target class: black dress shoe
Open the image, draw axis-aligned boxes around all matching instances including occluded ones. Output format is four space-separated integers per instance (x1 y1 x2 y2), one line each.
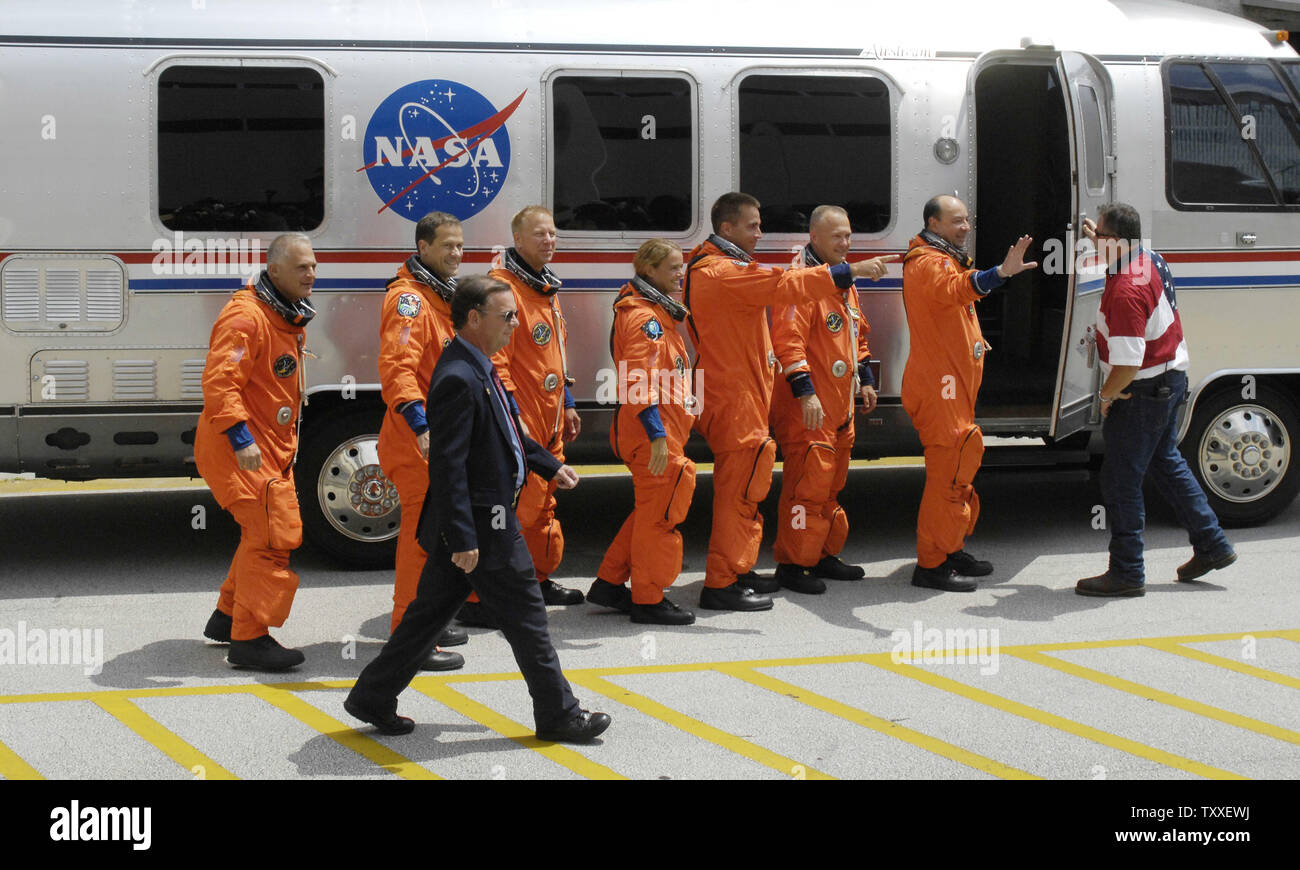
203 608 232 644
943 550 993 577
540 579 585 606
699 581 774 612
814 555 866 581
775 563 827 595
535 710 611 743
226 634 305 671
587 579 633 613
420 649 465 671
457 602 499 629
737 570 780 594
1176 549 1237 582
344 695 415 736
911 564 977 593
1075 572 1145 597
630 596 696 625
436 625 469 647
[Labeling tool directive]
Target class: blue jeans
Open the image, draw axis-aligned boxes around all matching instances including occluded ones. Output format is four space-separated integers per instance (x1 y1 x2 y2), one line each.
1100 369 1231 586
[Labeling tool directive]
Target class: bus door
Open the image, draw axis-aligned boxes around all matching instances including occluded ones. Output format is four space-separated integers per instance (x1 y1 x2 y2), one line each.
1052 51 1114 437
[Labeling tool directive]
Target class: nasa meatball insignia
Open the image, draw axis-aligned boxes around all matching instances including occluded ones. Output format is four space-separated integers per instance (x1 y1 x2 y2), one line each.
642 318 663 340
396 293 422 318
273 354 297 378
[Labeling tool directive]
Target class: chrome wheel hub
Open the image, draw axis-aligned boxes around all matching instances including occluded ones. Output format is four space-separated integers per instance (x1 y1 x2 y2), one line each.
316 435 401 542
1198 404 1290 504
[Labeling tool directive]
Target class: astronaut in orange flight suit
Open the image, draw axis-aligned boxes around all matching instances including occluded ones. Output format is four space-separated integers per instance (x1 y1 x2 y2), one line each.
376 212 467 670
588 240 699 625
770 206 879 595
901 195 1036 592
196 234 317 672
685 193 896 612
457 206 585 628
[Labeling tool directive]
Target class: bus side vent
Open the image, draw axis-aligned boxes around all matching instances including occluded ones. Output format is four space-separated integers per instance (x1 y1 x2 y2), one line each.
86 270 125 321
113 360 158 401
180 359 206 401
0 255 126 332
2 268 41 323
41 360 91 401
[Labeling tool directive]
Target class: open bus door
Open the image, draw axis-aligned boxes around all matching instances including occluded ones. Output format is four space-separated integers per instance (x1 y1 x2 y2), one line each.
1051 51 1114 439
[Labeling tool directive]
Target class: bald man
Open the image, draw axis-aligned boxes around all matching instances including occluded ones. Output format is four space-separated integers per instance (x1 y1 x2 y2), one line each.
770 205 879 594
196 233 317 671
900 195 1035 592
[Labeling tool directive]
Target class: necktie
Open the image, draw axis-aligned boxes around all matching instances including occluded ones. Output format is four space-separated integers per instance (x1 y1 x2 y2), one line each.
491 369 525 484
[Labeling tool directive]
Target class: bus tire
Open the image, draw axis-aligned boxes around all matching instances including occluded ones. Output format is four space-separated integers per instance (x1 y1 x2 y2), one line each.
1181 383 1299 527
296 406 400 568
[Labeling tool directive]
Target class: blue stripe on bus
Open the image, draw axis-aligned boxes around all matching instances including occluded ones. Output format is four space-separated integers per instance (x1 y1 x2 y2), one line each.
1176 274 1300 287
126 274 1300 293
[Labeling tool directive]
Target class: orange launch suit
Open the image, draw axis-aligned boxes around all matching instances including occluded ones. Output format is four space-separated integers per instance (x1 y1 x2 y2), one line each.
195 285 307 642
377 260 457 632
770 252 872 568
900 235 990 570
597 282 698 604
685 237 845 588
489 263 571 585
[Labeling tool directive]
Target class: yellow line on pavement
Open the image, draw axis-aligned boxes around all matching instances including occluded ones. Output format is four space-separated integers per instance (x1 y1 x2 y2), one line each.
569 671 833 780
716 664 1040 780
1008 629 1300 654
873 660 1245 779
92 696 237 780
0 738 43 780
0 477 208 497
1012 649 1300 748
1141 640 1300 691
415 680 626 780
250 686 441 780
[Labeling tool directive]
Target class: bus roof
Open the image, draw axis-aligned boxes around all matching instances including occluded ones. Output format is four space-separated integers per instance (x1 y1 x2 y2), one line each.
2 0 1294 60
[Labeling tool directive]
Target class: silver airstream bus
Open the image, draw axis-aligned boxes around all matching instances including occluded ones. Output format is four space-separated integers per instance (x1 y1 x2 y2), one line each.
2 0 1297 565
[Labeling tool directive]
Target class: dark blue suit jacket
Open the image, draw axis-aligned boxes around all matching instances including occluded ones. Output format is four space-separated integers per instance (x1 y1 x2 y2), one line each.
416 336 562 570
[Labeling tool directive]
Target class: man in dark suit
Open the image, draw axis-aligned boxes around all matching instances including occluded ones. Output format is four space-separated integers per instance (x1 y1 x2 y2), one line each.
345 275 611 743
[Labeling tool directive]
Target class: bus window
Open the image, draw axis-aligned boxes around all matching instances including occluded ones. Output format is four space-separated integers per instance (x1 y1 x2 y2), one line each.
158 66 324 231
738 74 891 234
1078 83 1106 193
1165 61 1300 209
550 75 694 233
1210 62 1300 204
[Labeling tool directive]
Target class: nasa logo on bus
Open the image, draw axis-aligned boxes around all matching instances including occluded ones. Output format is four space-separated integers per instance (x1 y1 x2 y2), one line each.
532 323 552 346
360 80 525 223
826 312 844 333
273 354 297 378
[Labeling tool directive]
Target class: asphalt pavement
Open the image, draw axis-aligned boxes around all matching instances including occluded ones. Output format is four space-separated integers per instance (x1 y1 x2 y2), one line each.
1 459 1297 780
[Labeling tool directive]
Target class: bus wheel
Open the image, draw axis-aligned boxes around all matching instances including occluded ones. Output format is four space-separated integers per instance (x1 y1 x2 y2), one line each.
1182 384 1299 527
296 407 399 568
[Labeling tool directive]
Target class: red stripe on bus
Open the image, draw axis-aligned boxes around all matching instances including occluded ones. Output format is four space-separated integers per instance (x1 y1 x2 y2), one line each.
8 249 1297 266
1163 251 1300 263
